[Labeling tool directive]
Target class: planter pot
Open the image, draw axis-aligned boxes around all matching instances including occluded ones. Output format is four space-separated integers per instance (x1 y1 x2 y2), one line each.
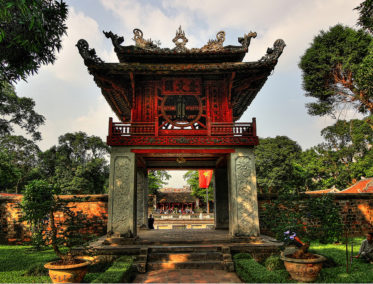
44 259 90 283
280 253 326 282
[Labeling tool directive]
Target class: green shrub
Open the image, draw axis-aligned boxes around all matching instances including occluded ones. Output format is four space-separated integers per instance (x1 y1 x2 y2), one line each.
91 256 134 283
264 255 284 271
235 258 286 283
233 252 252 260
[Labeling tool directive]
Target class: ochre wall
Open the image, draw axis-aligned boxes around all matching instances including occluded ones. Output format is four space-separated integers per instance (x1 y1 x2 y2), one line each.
0 195 107 244
0 193 371 244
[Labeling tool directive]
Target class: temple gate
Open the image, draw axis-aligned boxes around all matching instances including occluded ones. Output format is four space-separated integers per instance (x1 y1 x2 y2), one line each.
77 27 285 240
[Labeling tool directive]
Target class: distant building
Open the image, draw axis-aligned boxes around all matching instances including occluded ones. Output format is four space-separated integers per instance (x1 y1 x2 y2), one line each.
150 186 201 213
338 178 373 194
305 178 373 194
305 187 340 194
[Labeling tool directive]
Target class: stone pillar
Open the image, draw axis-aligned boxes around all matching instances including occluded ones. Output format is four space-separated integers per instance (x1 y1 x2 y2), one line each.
228 148 259 237
137 168 148 228
107 148 137 237
214 168 229 229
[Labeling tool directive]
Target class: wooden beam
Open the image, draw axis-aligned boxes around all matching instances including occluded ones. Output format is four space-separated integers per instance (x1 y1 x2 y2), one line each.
131 149 235 154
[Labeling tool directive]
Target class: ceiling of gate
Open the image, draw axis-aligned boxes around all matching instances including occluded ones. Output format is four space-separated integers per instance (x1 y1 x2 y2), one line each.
134 151 229 169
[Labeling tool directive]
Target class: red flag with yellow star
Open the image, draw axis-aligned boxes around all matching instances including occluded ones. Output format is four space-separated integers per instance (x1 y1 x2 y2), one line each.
199 170 213 188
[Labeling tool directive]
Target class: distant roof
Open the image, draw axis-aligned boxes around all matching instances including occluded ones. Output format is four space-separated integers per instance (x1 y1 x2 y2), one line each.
339 178 373 193
157 192 197 203
306 188 340 194
159 187 191 193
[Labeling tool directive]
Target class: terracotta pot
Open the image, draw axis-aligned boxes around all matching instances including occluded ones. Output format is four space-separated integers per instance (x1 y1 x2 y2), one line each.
44 259 90 283
280 253 326 282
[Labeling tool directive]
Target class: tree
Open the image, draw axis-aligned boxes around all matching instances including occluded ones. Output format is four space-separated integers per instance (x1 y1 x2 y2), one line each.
254 136 305 194
183 170 213 212
301 117 373 190
299 25 373 118
39 132 110 194
0 82 45 140
148 170 171 195
0 0 68 83
0 135 41 193
355 0 373 34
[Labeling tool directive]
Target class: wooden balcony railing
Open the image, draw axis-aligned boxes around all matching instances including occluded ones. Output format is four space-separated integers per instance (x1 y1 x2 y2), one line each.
107 117 258 146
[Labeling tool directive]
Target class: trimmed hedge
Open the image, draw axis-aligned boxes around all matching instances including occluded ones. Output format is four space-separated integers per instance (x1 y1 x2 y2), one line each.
91 256 134 283
235 258 288 283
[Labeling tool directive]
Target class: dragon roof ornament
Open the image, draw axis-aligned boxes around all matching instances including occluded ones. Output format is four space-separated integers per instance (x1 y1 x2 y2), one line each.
77 27 285 64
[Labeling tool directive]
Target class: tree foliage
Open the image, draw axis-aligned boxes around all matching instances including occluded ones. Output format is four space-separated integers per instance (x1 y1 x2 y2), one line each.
183 170 213 201
148 170 171 195
0 135 41 193
0 0 68 83
0 82 45 140
254 136 305 194
355 0 373 34
39 132 110 194
299 25 373 118
300 117 373 190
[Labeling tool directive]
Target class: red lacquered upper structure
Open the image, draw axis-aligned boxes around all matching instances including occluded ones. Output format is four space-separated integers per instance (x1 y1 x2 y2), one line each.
77 27 285 146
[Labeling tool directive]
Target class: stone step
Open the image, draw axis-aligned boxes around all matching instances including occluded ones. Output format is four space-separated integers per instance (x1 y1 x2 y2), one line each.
148 252 223 262
147 261 225 270
149 246 221 253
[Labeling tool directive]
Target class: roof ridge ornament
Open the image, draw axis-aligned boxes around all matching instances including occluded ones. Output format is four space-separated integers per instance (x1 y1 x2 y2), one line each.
173 26 188 52
76 39 103 65
132 28 159 49
103 31 124 50
238 32 257 49
201 31 226 52
260 39 286 62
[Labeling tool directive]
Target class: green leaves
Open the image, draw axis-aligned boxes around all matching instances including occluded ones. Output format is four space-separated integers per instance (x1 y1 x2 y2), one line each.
0 0 68 83
254 136 304 194
299 24 373 117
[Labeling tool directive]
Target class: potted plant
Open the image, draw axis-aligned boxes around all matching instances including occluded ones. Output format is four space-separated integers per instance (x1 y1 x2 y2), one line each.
280 230 326 283
20 180 93 283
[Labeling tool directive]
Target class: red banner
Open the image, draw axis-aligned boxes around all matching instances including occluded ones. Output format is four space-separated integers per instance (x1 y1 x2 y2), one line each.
199 170 213 188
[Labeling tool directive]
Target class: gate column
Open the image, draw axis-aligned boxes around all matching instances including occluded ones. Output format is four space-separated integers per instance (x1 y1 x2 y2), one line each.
137 168 148 228
214 168 229 229
228 148 260 237
107 147 137 237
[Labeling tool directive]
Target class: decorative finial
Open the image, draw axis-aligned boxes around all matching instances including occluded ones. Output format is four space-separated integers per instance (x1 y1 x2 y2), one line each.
132 29 159 49
238 32 257 49
173 26 188 52
201 31 226 52
260 39 286 62
76 39 103 64
103 31 124 50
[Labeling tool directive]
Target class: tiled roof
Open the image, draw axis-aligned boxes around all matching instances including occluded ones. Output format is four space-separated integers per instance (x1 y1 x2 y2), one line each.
157 192 197 203
339 178 373 193
305 188 340 194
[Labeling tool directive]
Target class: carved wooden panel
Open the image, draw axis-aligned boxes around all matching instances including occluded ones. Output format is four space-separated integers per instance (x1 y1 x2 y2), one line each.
206 81 232 123
133 83 155 122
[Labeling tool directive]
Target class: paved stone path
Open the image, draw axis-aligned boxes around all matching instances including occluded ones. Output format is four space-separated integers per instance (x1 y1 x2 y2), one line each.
133 269 242 283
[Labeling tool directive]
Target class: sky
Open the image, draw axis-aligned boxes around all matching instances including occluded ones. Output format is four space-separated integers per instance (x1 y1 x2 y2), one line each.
15 0 362 187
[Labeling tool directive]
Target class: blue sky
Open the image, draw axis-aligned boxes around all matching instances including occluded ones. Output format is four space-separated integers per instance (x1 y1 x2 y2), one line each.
15 0 362 187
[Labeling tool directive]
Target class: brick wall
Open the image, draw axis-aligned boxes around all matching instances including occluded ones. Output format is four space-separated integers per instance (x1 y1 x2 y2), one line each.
0 193 371 244
258 193 373 237
0 194 108 244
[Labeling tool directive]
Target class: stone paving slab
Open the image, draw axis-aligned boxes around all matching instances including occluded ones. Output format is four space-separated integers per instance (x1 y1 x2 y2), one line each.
133 269 242 283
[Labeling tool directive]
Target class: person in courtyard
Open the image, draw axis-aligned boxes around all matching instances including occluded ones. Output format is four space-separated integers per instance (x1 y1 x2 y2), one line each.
354 232 373 263
148 214 154 229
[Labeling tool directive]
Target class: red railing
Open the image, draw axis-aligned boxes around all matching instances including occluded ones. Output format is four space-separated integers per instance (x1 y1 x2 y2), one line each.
108 117 256 138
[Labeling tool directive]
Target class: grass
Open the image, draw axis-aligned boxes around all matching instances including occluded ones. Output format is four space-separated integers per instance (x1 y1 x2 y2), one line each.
0 245 56 283
0 245 111 283
234 237 373 283
91 256 134 283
